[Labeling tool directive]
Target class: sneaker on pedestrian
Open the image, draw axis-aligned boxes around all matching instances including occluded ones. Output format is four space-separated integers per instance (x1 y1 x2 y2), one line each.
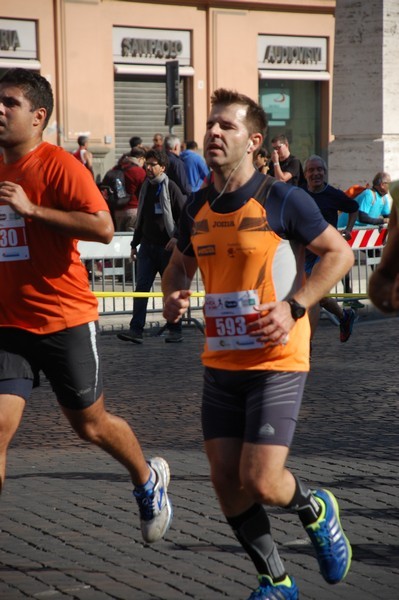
305 489 352 584
165 330 183 343
344 299 365 309
339 308 355 343
117 329 143 344
133 457 172 543
247 575 298 600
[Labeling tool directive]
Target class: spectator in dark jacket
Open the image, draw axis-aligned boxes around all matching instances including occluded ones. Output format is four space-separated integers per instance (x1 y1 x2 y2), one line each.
164 134 191 199
117 149 186 344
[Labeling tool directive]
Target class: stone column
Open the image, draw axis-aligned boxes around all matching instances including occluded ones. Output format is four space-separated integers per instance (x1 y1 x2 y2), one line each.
329 0 399 190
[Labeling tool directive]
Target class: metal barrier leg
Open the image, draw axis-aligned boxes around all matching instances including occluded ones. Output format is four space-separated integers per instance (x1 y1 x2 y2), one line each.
182 305 205 334
154 323 168 337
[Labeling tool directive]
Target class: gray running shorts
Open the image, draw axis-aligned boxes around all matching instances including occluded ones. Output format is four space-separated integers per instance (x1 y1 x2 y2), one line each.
202 367 307 446
0 322 103 409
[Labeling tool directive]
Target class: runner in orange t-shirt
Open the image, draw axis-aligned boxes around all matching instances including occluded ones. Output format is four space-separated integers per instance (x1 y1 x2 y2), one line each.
0 68 171 544
162 89 354 599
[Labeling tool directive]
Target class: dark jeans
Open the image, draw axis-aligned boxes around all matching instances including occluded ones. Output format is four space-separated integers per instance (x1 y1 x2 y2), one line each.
129 241 182 333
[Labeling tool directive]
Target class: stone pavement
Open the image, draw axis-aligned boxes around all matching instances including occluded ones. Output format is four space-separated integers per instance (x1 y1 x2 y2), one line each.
1 315 398 599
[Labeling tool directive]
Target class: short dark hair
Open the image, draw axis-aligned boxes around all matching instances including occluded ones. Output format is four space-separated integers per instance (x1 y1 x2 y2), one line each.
255 147 269 160
145 148 169 168
210 88 268 137
130 147 146 159
373 171 390 187
271 134 289 146
0 68 54 129
77 135 88 146
186 140 198 150
129 136 142 149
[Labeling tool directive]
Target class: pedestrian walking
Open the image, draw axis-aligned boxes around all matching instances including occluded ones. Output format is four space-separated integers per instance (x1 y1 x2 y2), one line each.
72 134 94 177
117 148 185 344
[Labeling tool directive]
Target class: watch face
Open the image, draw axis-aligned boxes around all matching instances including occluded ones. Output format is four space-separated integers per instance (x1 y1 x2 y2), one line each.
295 305 306 318
289 299 306 319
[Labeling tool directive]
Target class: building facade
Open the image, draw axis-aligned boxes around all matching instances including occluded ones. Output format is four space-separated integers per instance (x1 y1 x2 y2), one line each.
1 0 336 177
328 0 399 189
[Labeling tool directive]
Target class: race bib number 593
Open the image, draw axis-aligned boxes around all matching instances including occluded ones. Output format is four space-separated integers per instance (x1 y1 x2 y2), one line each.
204 290 264 351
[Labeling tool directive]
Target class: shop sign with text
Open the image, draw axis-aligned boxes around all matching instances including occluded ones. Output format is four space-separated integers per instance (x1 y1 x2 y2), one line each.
258 35 327 71
113 27 190 66
0 19 37 60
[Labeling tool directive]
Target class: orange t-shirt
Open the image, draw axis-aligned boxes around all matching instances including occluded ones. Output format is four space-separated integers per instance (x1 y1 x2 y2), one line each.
0 142 109 334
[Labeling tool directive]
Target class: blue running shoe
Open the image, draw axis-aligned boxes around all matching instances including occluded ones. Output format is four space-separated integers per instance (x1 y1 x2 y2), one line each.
247 575 299 600
306 489 352 584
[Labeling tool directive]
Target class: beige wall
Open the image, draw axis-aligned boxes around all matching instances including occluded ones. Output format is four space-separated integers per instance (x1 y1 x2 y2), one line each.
207 6 336 156
57 0 209 172
1 0 57 145
329 0 399 189
1 0 336 176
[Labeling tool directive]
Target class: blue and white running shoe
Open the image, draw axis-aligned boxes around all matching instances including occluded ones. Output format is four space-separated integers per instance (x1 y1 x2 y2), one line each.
133 457 172 543
306 489 352 584
247 575 299 600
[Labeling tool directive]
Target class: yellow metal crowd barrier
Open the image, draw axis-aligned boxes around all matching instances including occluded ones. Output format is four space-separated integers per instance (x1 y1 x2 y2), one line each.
81 227 385 316
93 291 367 299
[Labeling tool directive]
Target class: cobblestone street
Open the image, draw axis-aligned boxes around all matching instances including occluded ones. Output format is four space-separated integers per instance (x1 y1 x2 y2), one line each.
1 316 398 599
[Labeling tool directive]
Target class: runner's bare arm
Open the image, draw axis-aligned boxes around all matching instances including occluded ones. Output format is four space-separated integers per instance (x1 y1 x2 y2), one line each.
0 181 114 243
248 225 354 344
162 247 198 323
296 223 355 308
369 199 399 312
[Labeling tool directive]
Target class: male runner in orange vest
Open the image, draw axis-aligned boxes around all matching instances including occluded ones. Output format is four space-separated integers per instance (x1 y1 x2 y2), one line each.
162 89 354 600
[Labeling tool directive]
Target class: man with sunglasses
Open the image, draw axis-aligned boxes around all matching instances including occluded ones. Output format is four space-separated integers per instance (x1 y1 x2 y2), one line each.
268 134 305 187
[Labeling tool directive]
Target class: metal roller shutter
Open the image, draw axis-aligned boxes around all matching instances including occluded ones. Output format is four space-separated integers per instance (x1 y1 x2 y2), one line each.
114 76 185 159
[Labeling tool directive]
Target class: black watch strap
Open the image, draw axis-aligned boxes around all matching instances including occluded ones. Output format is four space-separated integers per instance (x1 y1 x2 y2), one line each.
286 298 306 320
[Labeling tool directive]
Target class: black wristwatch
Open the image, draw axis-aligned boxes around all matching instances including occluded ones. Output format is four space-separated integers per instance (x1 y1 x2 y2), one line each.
286 298 306 320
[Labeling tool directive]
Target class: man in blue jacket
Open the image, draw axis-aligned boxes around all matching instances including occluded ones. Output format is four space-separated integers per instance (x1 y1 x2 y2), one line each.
164 134 191 200
180 140 210 192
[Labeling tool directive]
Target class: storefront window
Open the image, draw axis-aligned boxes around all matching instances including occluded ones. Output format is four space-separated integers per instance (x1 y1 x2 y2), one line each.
259 79 321 163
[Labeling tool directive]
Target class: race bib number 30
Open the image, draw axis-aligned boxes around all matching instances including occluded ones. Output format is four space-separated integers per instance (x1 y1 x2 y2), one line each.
204 290 264 351
0 205 30 262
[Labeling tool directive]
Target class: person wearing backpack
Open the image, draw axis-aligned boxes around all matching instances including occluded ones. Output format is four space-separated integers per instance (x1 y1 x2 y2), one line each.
113 150 146 232
338 172 391 228
356 172 391 226
369 180 399 312
99 151 146 231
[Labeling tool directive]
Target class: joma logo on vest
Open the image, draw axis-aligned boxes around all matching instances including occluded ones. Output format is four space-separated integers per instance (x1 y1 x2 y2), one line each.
213 221 234 228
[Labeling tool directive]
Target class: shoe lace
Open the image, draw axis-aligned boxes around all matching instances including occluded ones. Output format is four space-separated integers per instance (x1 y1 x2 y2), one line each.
312 521 334 559
133 487 155 521
248 586 267 600
248 579 287 600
